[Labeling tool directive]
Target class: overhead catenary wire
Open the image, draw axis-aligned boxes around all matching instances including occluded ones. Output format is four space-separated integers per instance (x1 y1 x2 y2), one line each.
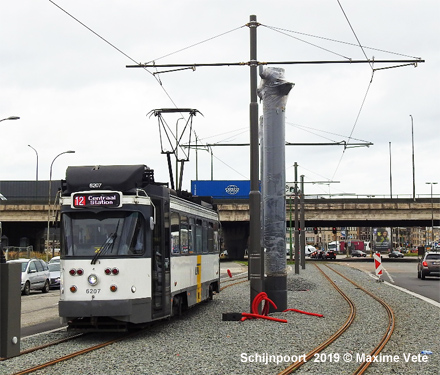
145 25 246 64
261 24 421 60
261 24 352 61
47 1 424 185
286 122 372 144
330 0 376 181
48 0 180 108
337 0 374 70
48 0 247 180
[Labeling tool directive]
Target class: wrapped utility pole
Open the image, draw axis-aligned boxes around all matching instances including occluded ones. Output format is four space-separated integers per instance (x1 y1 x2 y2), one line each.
258 67 294 312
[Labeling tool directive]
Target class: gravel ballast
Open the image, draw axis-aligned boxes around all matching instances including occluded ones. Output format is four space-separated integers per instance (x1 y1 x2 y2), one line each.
1 262 439 375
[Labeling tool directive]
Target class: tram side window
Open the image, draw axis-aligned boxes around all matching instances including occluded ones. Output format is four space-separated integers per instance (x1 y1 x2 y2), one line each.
189 218 195 254
181 215 189 255
195 219 203 254
202 220 208 253
171 212 180 255
214 222 219 253
207 222 214 253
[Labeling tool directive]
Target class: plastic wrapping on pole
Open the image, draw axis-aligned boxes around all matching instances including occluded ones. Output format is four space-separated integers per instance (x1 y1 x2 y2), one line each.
258 67 294 312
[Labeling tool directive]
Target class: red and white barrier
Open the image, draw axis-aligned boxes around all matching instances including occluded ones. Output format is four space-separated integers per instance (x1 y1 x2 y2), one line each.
374 252 383 279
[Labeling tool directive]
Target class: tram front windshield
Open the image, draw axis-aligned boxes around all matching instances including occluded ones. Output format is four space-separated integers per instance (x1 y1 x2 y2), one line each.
61 211 145 257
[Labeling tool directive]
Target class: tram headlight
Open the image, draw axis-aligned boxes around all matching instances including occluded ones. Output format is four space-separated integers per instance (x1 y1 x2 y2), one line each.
87 274 99 286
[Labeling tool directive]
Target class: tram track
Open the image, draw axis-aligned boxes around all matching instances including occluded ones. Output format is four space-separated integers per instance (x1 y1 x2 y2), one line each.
2 265 396 374
3 272 243 374
220 274 249 291
6 330 142 375
278 263 395 375
0 333 85 363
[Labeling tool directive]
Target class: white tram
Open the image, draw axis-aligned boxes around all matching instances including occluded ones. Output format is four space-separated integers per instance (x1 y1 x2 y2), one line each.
58 165 220 330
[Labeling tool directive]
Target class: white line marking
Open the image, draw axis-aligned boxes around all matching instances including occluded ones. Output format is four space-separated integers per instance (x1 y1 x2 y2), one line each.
383 266 395 283
366 272 440 308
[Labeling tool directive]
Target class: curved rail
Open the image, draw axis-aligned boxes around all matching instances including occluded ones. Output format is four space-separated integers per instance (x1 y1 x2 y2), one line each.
278 264 357 374
278 263 395 375
326 265 395 375
220 275 249 291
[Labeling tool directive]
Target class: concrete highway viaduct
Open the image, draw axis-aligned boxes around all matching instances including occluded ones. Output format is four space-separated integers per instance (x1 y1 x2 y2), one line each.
217 197 439 259
2 195 437 259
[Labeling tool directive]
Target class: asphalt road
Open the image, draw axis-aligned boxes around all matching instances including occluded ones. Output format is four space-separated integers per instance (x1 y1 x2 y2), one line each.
20 289 65 337
336 258 440 303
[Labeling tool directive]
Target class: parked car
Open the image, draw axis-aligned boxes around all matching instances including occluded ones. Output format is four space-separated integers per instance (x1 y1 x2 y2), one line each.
48 262 61 288
323 250 336 260
310 250 325 259
49 256 60 264
389 251 404 258
351 250 367 257
220 250 228 259
417 251 440 279
305 245 317 256
7 258 50 295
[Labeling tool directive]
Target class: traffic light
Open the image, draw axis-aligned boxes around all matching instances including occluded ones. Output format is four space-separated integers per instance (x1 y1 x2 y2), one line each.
332 227 337 234
313 227 318 234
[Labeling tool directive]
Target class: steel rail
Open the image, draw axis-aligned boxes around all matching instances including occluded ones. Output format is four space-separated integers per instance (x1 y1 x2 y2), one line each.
9 273 236 374
278 263 395 375
220 276 249 291
11 331 141 375
0 333 85 362
325 264 395 375
9 272 243 374
278 264 356 374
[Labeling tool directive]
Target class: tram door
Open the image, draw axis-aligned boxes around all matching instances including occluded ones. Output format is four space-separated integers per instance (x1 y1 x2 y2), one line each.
151 198 171 319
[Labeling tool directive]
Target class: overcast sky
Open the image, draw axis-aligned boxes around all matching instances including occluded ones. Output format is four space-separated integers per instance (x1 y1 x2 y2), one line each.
1 1 439 198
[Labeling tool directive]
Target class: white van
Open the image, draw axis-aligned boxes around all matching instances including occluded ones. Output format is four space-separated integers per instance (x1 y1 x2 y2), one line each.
305 245 317 256
286 245 316 256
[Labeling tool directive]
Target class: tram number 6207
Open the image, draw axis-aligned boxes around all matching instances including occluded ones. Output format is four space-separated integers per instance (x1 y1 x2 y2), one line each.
86 289 101 294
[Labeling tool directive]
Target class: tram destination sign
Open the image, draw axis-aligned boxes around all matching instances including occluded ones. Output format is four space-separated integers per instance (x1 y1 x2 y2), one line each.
72 192 122 208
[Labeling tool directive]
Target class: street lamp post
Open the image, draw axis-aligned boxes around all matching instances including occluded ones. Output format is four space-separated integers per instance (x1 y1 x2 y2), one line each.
426 182 438 245
410 115 415 201
28 145 39 198
389 141 393 198
47 150 75 259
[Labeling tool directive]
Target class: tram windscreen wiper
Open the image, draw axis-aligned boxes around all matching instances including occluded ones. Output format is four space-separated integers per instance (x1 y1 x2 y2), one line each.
91 221 120 265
